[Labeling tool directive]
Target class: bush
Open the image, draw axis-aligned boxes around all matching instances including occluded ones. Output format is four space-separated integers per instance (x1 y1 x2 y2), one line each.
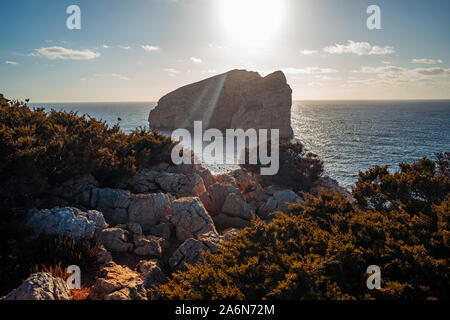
0 96 176 214
159 155 449 300
0 234 102 296
241 140 324 192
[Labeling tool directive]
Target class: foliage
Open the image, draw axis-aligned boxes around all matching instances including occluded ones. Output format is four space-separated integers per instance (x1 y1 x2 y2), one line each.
0 234 102 296
159 155 449 300
241 140 324 192
0 97 176 214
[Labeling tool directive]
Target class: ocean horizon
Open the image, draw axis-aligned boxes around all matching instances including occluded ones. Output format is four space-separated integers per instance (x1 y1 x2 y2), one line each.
30 99 450 189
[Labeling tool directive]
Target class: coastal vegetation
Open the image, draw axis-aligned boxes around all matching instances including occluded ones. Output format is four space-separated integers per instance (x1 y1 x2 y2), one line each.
159 154 449 300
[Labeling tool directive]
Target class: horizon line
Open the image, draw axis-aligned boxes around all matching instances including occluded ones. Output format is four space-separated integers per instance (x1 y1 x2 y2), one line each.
28 98 450 104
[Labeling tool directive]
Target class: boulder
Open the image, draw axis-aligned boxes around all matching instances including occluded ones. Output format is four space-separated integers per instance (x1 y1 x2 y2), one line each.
133 236 165 257
136 260 166 288
171 197 217 242
168 238 209 272
213 213 252 230
201 183 241 215
126 169 160 194
258 190 302 219
149 222 172 240
89 262 147 300
3 273 71 300
26 207 106 239
128 193 172 232
81 188 131 225
96 228 133 253
149 69 294 138
155 172 206 197
221 193 253 220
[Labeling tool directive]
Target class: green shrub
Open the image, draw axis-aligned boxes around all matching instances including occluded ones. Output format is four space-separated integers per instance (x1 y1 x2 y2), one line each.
0 234 102 296
0 97 176 214
159 155 449 300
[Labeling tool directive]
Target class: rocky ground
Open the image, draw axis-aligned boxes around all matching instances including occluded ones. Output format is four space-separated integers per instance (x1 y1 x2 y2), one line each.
2 162 352 300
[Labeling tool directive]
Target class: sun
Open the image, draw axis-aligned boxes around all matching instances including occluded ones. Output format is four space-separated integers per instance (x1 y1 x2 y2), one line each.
218 0 287 47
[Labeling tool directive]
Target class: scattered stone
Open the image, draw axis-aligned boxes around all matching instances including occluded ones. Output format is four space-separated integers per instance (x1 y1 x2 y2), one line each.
96 228 133 253
89 262 147 300
150 222 172 240
171 197 218 242
168 238 209 272
221 193 253 220
155 172 206 198
82 188 131 225
258 190 302 219
213 213 252 230
26 207 106 239
3 273 71 300
128 193 172 232
201 183 241 215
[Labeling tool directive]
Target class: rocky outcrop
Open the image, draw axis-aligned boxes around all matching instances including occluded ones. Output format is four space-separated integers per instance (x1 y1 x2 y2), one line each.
26 207 107 239
171 197 217 242
96 227 134 253
89 262 147 300
168 238 209 272
149 69 294 138
3 273 71 300
258 190 302 219
80 188 171 230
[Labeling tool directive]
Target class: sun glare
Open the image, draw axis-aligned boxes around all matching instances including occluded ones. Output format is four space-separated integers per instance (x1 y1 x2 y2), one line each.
218 0 287 47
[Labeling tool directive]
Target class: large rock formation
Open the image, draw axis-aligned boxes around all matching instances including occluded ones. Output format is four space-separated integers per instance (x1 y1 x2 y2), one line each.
148 69 293 137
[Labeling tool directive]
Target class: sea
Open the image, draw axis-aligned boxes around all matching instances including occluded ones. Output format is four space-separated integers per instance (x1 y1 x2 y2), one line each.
30 100 450 189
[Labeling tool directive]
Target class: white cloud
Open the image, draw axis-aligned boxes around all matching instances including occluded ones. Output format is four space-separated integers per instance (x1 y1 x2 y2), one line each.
381 61 392 65
414 67 450 76
5 61 19 65
142 45 161 52
94 73 130 80
118 45 131 50
323 40 395 56
411 58 443 65
299 49 318 56
163 68 180 76
190 57 202 63
282 67 338 75
30 47 100 60
102 45 110 49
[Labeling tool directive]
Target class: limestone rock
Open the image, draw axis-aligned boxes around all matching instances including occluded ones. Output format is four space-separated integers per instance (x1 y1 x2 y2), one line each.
155 172 206 198
133 236 165 257
26 207 106 239
171 197 217 242
213 213 252 230
221 193 253 220
89 262 146 300
128 193 172 232
149 69 293 138
168 238 208 272
96 228 133 253
258 190 302 219
201 183 241 215
3 273 71 300
82 188 131 225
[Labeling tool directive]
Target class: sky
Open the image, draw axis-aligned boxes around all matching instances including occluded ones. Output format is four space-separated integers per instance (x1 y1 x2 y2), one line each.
1 0 449 102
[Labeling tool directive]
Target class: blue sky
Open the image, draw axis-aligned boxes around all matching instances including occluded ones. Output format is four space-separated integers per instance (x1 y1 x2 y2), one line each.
1 0 449 101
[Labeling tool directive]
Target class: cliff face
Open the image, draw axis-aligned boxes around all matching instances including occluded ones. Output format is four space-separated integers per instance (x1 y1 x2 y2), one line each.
148 70 293 138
